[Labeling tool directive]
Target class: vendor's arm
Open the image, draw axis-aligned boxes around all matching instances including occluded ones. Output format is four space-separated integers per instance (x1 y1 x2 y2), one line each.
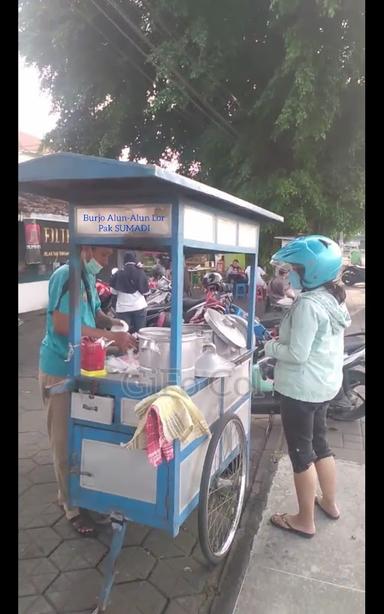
95 309 121 330
264 301 318 364
52 311 136 352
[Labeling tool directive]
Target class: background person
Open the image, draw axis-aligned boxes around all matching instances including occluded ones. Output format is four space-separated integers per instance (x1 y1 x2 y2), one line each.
226 258 247 286
110 251 149 333
268 266 296 305
245 264 267 289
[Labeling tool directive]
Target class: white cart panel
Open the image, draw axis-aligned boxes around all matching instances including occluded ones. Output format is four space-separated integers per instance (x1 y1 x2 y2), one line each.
180 383 221 451
120 398 139 427
80 439 157 503
223 360 251 411
179 439 209 514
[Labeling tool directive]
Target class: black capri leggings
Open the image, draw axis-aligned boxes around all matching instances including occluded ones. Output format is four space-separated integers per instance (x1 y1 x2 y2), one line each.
280 394 334 473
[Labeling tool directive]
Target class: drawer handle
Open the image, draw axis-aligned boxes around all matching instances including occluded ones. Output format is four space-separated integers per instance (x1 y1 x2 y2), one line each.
69 467 94 477
82 403 98 412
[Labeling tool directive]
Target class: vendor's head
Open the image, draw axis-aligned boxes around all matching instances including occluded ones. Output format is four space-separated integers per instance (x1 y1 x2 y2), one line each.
124 251 137 264
232 259 240 269
81 246 113 275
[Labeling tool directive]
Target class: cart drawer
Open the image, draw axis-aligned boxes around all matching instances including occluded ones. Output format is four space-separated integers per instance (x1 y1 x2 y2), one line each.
71 392 114 425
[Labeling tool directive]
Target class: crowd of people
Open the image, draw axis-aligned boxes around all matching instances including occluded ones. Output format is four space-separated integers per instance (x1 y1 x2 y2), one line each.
37 234 350 542
105 252 298 333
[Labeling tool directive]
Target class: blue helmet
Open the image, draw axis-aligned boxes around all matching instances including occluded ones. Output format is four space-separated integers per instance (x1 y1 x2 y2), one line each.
271 235 342 289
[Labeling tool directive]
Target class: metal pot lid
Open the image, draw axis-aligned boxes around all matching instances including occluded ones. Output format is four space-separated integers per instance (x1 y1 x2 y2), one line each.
204 309 247 349
138 327 197 340
195 343 233 378
225 314 255 346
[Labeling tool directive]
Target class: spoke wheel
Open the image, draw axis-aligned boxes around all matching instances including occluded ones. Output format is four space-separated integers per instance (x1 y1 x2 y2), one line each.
198 413 248 565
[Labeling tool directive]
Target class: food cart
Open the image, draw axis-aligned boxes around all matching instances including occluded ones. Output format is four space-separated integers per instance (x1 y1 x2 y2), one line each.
19 153 283 612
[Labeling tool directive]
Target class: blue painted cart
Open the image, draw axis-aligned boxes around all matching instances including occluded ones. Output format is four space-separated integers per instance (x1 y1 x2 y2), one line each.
19 153 282 612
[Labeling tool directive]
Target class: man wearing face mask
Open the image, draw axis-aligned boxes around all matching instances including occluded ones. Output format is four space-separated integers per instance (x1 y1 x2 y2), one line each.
39 246 137 536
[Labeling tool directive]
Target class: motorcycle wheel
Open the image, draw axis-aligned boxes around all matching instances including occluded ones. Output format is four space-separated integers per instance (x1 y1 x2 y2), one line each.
341 270 357 286
327 369 365 421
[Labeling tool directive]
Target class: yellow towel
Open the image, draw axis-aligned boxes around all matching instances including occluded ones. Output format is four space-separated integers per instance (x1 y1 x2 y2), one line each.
123 385 211 450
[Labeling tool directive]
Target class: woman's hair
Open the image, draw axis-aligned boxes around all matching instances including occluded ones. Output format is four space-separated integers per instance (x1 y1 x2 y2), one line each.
324 280 346 304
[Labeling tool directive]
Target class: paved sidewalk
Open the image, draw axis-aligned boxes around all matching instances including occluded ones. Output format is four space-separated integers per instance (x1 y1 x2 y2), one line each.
18 312 271 614
18 287 365 612
234 455 365 614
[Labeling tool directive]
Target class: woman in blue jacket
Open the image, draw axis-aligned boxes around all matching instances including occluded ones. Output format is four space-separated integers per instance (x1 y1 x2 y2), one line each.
264 236 351 538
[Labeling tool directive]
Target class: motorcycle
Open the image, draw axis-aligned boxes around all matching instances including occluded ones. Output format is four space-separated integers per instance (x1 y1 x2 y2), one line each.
96 279 114 314
342 265 365 286
251 332 365 421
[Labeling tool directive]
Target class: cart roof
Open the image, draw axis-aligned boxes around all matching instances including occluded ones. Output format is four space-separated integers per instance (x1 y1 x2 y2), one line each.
18 153 283 224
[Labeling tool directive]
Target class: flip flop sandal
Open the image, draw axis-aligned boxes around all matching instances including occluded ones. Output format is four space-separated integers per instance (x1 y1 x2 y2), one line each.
69 512 98 537
270 513 315 539
315 497 340 520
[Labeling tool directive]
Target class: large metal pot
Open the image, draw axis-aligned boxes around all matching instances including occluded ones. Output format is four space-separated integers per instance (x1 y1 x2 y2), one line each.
182 324 213 346
138 327 201 379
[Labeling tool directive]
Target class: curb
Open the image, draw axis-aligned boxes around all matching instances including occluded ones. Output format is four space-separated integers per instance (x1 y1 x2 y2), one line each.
209 419 285 614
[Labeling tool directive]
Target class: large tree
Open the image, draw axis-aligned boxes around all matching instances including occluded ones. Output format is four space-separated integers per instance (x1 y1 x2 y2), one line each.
19 0 365 242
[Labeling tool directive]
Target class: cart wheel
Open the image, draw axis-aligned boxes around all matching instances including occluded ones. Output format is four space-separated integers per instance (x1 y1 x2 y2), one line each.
198 413 248 565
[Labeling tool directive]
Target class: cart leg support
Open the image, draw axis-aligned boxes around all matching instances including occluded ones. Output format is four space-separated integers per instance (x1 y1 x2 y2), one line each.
94 515 127 613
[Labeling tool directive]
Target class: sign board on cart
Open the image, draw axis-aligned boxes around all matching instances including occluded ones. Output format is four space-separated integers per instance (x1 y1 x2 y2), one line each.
75 205 171 237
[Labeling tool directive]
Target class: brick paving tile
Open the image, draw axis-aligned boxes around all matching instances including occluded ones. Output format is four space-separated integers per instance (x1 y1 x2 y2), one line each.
97 521 151 548
34 449 54 465
19 557 59 597
19 502 64 530
105 580 167 614
143 527 197 559
19 431 50 458
99 546 156 584
49 538 107 571
19 410 47 433
332 446 365 464
44 569 103 612
328 420 362 436
19 476 33 496
18 595 56 614
29 464 56 484
150 556 211 598
19 527 62 559
19 459 37 475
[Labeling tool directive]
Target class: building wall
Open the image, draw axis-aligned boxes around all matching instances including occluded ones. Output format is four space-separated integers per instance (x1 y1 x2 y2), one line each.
19 280 49 313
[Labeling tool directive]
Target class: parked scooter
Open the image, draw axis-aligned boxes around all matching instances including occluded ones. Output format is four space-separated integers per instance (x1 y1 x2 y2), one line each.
251 332 365 421
341 265 365 286
96 279 114 314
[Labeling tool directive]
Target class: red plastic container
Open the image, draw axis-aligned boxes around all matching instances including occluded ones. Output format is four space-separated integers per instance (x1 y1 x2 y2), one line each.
81 337 107 377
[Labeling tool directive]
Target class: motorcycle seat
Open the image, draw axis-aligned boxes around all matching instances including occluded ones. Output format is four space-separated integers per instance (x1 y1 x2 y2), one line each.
344 335 365 354
345 265 365 271
183 297 204 310
259 313 282 328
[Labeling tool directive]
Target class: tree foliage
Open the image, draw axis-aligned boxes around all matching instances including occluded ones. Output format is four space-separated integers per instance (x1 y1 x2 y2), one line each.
19 0 364 239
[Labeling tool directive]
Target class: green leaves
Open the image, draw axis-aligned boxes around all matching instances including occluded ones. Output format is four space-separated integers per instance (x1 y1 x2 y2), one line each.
19 0 364 237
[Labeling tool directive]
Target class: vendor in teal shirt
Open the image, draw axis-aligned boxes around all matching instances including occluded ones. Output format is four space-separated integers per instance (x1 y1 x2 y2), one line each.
39 246 137 536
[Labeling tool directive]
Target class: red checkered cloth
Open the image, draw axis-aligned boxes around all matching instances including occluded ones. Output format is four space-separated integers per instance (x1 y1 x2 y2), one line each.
145 405 174 467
